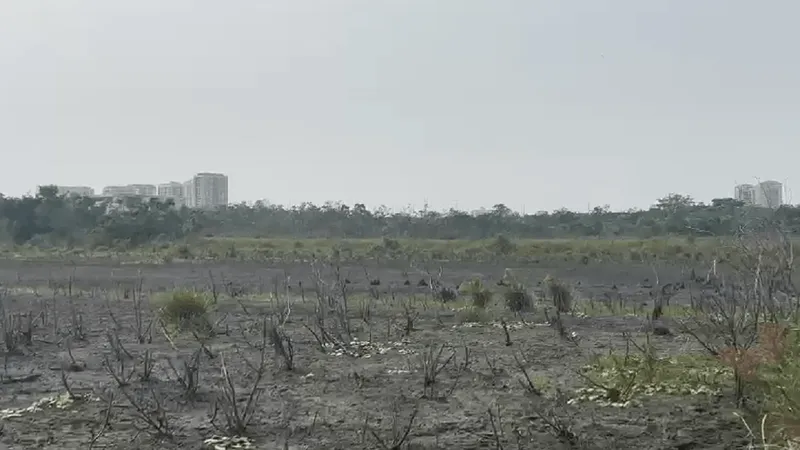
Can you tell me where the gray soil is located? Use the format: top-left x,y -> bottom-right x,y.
0,260 -> 747,449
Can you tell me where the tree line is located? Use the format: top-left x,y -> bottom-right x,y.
1,187 -> 799,248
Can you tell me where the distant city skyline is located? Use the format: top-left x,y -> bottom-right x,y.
48,172 -> 229,209
37,176 -> 795,213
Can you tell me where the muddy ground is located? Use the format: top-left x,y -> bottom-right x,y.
0,260 -> 748,449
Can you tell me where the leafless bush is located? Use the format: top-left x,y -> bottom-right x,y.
503,283 -> 533,313
0,302 -> 33,355
531,391 -> 584,448
116,386 -> 173,438
87,392 -> 114,450
544,308 -> 580,346
106,329 -> 134,361
544,275 -> 572,313
64,287 -> 86,341
104,353 -> 136,387
513,358 -> 585,447
269,320 -> 294,371
416,343 -> 469,399
165,348 -> 202,398
364,401 -> 419,450
306,258 -> 352,351
130,275 -> 152,344
210,316 -> 270,434
401,298 -> 419,336
140,349 -> 155,381
681,215 -> 797,404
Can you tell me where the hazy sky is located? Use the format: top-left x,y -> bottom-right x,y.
1,1 -> 798,212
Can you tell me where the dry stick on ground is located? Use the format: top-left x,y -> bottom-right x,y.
60,368 -> 76,399
63,337 -> 85,372
500,319 -> 512,346
88,392 -> 115,450
486,405 -> 505,450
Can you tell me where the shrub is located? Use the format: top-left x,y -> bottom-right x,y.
459,278 -> 493,309
503,283 -> 532,313
544,275 -> 572,313
155,290 -> 212,334
456,306 -> 490,324
435,286 -> 458,302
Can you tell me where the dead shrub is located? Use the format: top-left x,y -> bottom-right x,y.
459,278 -> 493,309
503,283 -> 532,313
456,306 -> 490,324
544,275 -> 572,313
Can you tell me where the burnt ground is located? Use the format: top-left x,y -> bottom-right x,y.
0,260 -> 749,449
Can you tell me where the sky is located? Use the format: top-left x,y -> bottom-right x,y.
1,1 -> 798,213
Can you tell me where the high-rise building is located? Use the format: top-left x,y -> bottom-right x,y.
734,184 -> 756,205
101,184 -> 157,198
158,182 -> 185,206
54,186 -> 95,197
128,184 -> 157,197
735,181 -> 784,208
755,180 -> 783,209
102,185 -> 138,197
183,173 -> 228,209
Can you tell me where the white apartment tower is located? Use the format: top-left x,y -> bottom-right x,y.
735,181 -> 784,208
54,186 -> 95,197
101,184 -> 156,197
158,182 -> 185,207
183,173 -> 228,209
734,184 -> 756,205
755,180 -> 783,209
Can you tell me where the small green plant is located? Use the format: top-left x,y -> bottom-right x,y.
459,278 -> 493,309
155,290 -> 213,335
573,336 -> 729,407
503,283 -> 532,313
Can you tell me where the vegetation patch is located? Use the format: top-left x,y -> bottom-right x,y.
152,290 -> 214,336
572,344 -> 731,407
459,278 -> 493,309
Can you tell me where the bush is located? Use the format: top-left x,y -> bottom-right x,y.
503,283 -> 532,313
544,275 -> 572,313
435,286 -> 458,302
456,306 -> 490,324
155,290 -> 212,335
459,278 -> 493,309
